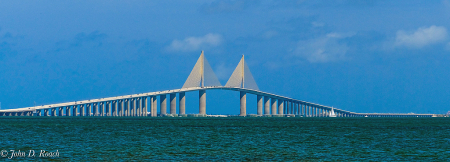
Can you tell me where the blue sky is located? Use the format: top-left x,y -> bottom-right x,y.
1,0 -> 450,114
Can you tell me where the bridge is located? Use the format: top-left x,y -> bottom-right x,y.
0,51 -> 436,117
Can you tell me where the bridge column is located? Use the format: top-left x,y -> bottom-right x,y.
88,104 -> 92,116
289,101 -> 295,114
73,105 -> 78,116
292,103 -> 296,115
126,99 -> 130,116
179,93 -> 185,115
44,109 -> 49,116
114,100 -> 118,117
151,96 -> 157,117
271,98 -> 277,115
294,103 -> 298,115
240,91 -> 246,116
257,95 -> 263,116
286,102 -> 290,114
137,98 -> 141,117
137,98 -> 141,116
130,98 -> 136,116
108,101 -> 112,116
65,106 -> 70,116
144,97 -> 148,116
110,101 -> 115,117
100,102 -> 104,116
51,108 -> 56,116
316,107 -> 318,117
118,100 -> 123,117
80,104 -> 85,116
104,102 -> 108,116
170,94 -> 177,115
160,95 -> 167,115
58,107 -> 63,116
302,104 -> 306,116
307,105 -> 310,117
93,103 -> 97,116
278,99 -> 283,115
199,90 -> 206,115
264,96 -> 270,115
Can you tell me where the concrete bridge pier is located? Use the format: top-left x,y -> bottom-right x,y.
179,92 -> 185,115
271,98 -> 276,115
100,102 -> 104,116
199,90 -> 206,115
315,107 -> 318,117
305,105 -> 308,117
87,104 -> 92,116
257,95 -> 262,116
58,107 -> 63,116
51,108 -> 56,116
130,99 -> 134,117
44,109 -> 49,116
240,91 -> 246,116
93,103 -> 98,116
107,101 -> 111,116
80,105 -> 85,116
264,96 -> 270,115
114,100 -> 118,117
135,97 -> 142,116
289,101 -> 295,114
302,104 -> 305,116
160,95 -> 167,115
170,93 -> 177,115
134,98 -> 138,116
119,100 -> 123,117
294,103 -> 298,115
151,96 -> 157,117
73,105 -> 77,116
145,97 -> 148,116
126,99 -> 130,116
66,106 -> 70,116
278,99 -> 283,115
140,97 -> 147,116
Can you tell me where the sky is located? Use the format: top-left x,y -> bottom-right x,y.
1,0 -> 450,114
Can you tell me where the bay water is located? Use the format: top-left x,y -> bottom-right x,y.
1,117 -> 449,161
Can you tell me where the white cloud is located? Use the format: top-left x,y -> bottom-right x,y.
292,32 -> 353,63
166,33 -> 223,52
395,26 -> 447,48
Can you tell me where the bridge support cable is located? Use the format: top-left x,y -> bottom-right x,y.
182,51 -> 222,88
225,55 -> 259,91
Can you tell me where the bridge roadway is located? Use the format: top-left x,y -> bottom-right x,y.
0,86 -> 436,117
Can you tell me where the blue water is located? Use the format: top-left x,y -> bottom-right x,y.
1,117 -> 449,161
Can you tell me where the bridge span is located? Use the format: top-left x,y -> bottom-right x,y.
0,52 -> 436,117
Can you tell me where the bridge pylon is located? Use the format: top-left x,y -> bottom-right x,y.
225,55 -> 259,91
182,51 -> 222,88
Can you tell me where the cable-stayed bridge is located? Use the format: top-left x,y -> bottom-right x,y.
0,51 -> 435,117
